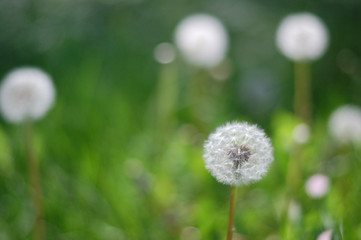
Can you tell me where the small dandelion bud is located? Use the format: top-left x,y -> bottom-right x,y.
203,122 -> 274,186
0,67 -> 56,123
328,105 -> 361,144
174,13 -> 228,68
276,13 -> 329,61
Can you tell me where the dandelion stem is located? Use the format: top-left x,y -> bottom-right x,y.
227,186 -> 237,240
25,122 -> 46,240
156,62 -> 177,144
294,61 -> 311,124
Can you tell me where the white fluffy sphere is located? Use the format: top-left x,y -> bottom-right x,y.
276,13 -> 329,61
203,122 -> 274,186
154,42 -> 176,64
328,105 -> 361,144
317,229 -> 333,240
305,174 -> 330,199
0,67 -> 56,123
174,14 -> 228,68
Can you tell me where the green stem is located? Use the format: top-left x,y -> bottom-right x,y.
286,145 -> 302,196
25,122 -> 46,240
227,186 -> 237,240
156,62 -> 177,143
294,61 -> 311,124
186,69 -> 209,132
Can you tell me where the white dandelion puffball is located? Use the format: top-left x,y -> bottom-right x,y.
288,199 -> 302,222
328,105 -> 361,144
317,229 -> 333,240
174,13 -> 228,68
305,174 -> 330,199
276,13 -> 329,61
154,42 -> 176,64
0,67 -> 56,123
293,123 -> 311,144
203,122 -> 274,186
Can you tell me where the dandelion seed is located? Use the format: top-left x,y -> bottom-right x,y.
328,105 -> 361,144
305,174 -> 330,199
203,122 -> 274,186
276,13 -> 329,61
174,13 -> 228,68
0,67 -> 55,123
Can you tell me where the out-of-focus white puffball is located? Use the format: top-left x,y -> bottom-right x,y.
174,14 -> 228,68
0,67 -> 56,123
305,174 -> 330,199
276,13 -> 328,61
328,105 -> 361,144
288,199 -> 302,221
293,123 -> 310,144
154,42 -> 176,64
317,229 -> 333,240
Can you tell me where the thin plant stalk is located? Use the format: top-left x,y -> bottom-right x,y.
25,122 -> 46,240
156,62 -> 178,144
185,69 -> 209,132
294,61 -> 311,124
284,61 -> 311,223
286,145 -> 302,196
227,186 -> 237,240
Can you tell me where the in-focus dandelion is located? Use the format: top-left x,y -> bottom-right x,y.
203,122 -> 274,186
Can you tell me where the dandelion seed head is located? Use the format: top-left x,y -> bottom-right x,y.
276,13 -> 328,61
154,42 -> 176,64
328,105 -> 361,144
0,67 -> 55,123
288,199 -> 302,221
293,123 -> 311,144
203,122 -> 274,186
174,13 -> 228,68
317,229 -> 333,240
305,174 -> 330,199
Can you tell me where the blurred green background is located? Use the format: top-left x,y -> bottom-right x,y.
0,0 -> 361,239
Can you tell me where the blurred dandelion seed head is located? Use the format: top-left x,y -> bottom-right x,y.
317,229 -> 333,240
174,13 -> 228,68
293,123 -> 310,144
328,105 -> 361,144
276,13 -> 328,61
203,122 -> 274,186
0,67 -> 55,123
305,174 -> 330,199
288,199 -> 302,221
154,42 -> 176,64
